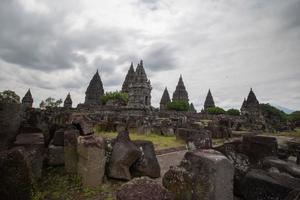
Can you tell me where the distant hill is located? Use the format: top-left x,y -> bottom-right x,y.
272,104 -> 295,114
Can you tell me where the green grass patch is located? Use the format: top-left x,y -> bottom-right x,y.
95,130 -> 185,150
32,167 -> 121,200
263,128 -> 300,138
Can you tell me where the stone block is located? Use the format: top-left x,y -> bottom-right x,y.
64,128 -> 79,173
48,144 -> 64,166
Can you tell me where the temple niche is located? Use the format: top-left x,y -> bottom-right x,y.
84,70 -> 104,105
21,89 -> 33,108
160,87 -> 171,110
127,60 -> 152,109
64,93 -> 72,108
172,75 -> 189,103
204,89 -> 215,110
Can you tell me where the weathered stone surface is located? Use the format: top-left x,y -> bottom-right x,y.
163,149 -> 234,200
131,140 -> 161,178
262,157 -> 300,179
0,147 -> 32,200
287,138 -> 300,156
108,131 -> 141,180
48,144 -> 64,166
84,70 -> 104,105
207,117 -> 232,139
52,128 -> 65,146
240,169 -> 300,200
176,128 -> 212,150
14,133 -> 45,179
116,177 -> 175,200
285,189 -> 300,200
242,135 -> 278,164
160,87 -> 171,111
0,102 -> 21,151
71,116 -> 93,135
64,128 -> 79,173
77,135 -> 106,187
204,89 -> 215,110
172,75 -> 189,103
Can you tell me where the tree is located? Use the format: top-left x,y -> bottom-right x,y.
100,91 -> 128,105
289,111 -> 300,124
227,108 -> 240,116
260,103 -> 288,122
0,90 -> 20,103
40,97 -> 62,109
166,100 -> 190,111
206,107 -> 226,115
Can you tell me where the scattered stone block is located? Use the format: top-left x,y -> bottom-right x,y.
163,149 -> 234,200
240,169 -> 300,200
176,128 -> 212,150
131,140 -> 161,178
52,128 -> 65,146
64,128 -> 79,173
116,177 -> 175,200
77,135 -> 106,187
48,144 -> 64,166
0,147 -> 32,200
108,131 -> 140,180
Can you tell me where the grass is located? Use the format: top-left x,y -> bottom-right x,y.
32,167 -> 121,200
262,128 -> 300,138
95,130 -> 185,150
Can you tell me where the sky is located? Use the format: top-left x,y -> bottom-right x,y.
0,0 -> 299,111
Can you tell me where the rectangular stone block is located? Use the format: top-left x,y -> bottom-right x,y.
64,129 -> 79,173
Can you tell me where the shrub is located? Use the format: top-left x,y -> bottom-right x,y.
289,111 -> 300,122
166,100 -> 190,111
0,90 -> 20,103
206,107 -> 226,115
260,103 -> 288,122
40,97 -> 62,109
227,108 -> 240,116
101,91 -> 128,105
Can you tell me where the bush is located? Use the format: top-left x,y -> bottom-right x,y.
260,103 -> 288,122
289,111 -> 300,122
101,91 -> 128,105
227,108 -> 240,116
166,100 -> 190,111
206,107 -> 226,115
0,90 -> 20,103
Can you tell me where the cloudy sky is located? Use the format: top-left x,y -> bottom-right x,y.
0,0 -> 299,111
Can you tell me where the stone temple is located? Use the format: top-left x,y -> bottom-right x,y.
21,89 -> 33,108
172,75 -> 189,103
64,93 -> 72,108
204,89 -> 215,110
127,60 -> 152,109
121,62 -> 135,94
84,70 -> 104,105
160,87 -> 171,110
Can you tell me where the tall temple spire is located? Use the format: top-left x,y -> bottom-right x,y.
204,89 -> 215,110
127,60 -> 152,109
246,88 -> 259,105
22,89 -> 33,108
64,93 -> 72,108
172,75 -> 189,103
121,62 -> 135,93
160,87 -> 171,110
84,70 -> 104,105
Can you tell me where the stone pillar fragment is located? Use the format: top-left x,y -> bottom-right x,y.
64,128 -> 79,173
77,135 -> 106,187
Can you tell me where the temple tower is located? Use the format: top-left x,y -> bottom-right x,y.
172,75 -> 189,103
121,62 -> 135,93
64,93 -> 72,108
190,103 -> 196,113
204,89 -> 215,110
84,70 -> 104,105
22,89 -> 33,108
127,60 -> 152,109
160,87 -> 171,110
241,88 -> 262,119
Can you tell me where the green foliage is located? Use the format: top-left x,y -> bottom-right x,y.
206,107 -> 226,115
289,111 -> 300,122
101,91 -> 128,105
39,97 -> 62,109
260,103 -> 288,122
0,90 -> 20,103
166,100 -> 190,111
227,108 -> 240,116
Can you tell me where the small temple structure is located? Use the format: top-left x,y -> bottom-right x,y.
172,75 -> 189,103
84,70 -> 104,105
204,89 -> 215,110
121,62 -> 135,94
21,89 -> 33,108
241,88 -> 263,125
160,87 -> 171,110
127,60 -> 152,109
64,93 -> 72,108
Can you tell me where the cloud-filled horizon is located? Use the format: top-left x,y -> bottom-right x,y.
0,0 -> 299,111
